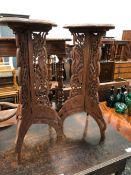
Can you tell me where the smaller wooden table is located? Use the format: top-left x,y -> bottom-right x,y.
100,102 -> 131,141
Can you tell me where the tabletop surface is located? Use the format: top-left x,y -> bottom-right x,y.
0,17 -> 57,27
64,23 -> 115,30
0,113 -> 130,175
100,102 -> 131,141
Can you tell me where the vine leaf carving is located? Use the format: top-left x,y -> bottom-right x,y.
69,33 -> 85,98
32,32 -> 50,106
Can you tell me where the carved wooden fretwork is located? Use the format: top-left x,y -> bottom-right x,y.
60,25 -> 114,143
86,32 -> 102,104
15,31 -> 31,117
14,29 -> 64,164
32,32 -> 50,106
69,33 -> 85,98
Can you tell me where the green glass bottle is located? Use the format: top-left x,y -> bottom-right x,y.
115,88 -> 121,103
114,102 -> 127,114
125,93 -> 131,116
106,88 -> 115,108
121,85 -> 127,103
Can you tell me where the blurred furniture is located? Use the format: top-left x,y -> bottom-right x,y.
100,37 -> 131,82
112,32 -> 131,80
65,44 -> 74,82
0,102 -> 18,127
100,37 -> 115,82
99,78 -> 129,102
114,61 -> 131,80
114,40 -> 130,61
46,38 -> 71,110
100,61 -> 115,82
122,30 -> 131,60
101,37 -> 115,61
0,37 -> 16,56
0,38 -> 18,103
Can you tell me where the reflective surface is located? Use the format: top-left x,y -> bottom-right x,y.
100,102 -> 131,141
0,113 -> 131,175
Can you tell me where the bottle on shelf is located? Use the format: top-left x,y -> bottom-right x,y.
121,85 -> 128,103
106,87 -> 115,108
111,85 -> 114,91
115,87 -> 121,103
114,84 -> 128,114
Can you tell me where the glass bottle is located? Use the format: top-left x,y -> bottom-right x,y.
121,85 -> 127,103
125,93 -> 131,116
115,88 -> 121,103
106,88 -> 115,108
115,102 -> 128,114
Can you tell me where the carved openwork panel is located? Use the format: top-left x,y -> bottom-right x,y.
15,31 -> 31,115
86,32 -> 103,104
69,33 -> 85,98
32,32 -> 50,106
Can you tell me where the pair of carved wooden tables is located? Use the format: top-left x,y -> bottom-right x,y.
0,17 -> 115,162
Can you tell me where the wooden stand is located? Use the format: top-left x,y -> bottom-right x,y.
60,24 -> 115,142
0,18 -> 115,163
0,17 -> 65,163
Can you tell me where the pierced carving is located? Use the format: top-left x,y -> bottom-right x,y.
69,33 -> 85,98
32,32 -> 50,106
16,31 -> 31,114
86,32 -> 102,104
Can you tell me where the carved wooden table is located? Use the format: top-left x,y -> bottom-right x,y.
46,38 -> 71,110
60,24 -> 115,141
0,17 -> 65,162
0,19 -> 116,164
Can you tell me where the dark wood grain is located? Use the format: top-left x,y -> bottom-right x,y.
0,38 -> 16,56
0,115 -> 130,175
100,102 -> 131,141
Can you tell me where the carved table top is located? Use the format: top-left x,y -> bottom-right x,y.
64,23 -> 115,32
0,17 -> 57,30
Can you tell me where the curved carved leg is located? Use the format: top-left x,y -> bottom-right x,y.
92,115 -> 106,142
88,103 -> 106,142
15,118 -> 32,164
50,120 -> 65,141
82,112 -> 106,142
59,95 -> 84,122
33,105 -> 65,140
83,114 -> 88,139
